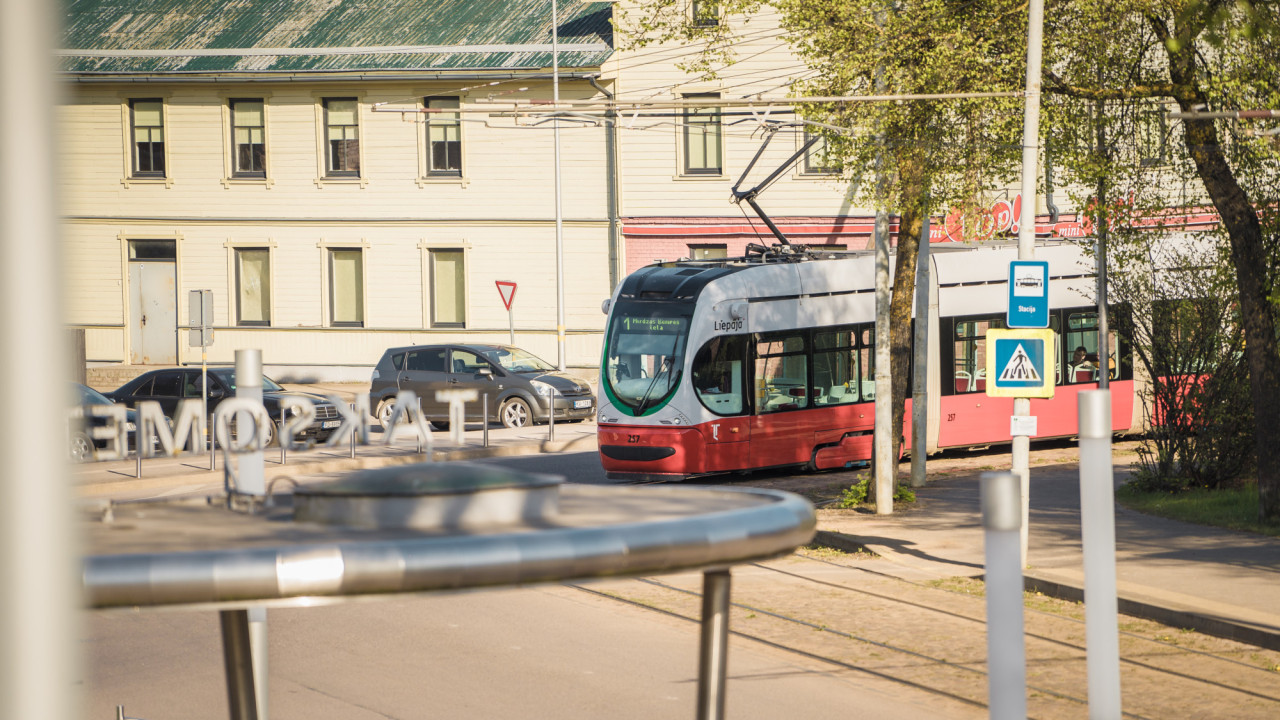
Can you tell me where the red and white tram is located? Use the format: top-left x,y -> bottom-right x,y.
596,241 -> 1139,482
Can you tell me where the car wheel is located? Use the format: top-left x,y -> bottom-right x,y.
69,432 -> 94,463
264,418 -> 278,448
500,397 -> 532,428
376,398 -> 396,430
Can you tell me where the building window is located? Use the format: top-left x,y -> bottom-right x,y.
231,99 -> 266,177
692,1 -> 719,27
430,249 -> 465,327
690,244 -> 728,260
803,130 -> 839,174
129,99 -> 165,177
235,248 -> 271,326
323,98 -> 360,176
683,94 -> 722,175
427,97 -> 462,175
1137,109 -> 1168,167
328,248 -> 364,327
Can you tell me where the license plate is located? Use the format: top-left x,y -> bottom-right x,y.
573,399 -> 592,409
321,420 -> 341,429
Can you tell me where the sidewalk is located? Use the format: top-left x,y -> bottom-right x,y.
815,454 -> 1280,652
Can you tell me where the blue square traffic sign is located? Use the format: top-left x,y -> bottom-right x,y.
985,329 -> 1056,398
1008,260 -> 1049,328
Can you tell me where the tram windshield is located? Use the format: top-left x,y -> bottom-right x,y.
603,303 -> 690,414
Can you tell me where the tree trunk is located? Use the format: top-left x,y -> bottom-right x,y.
887,155 -> 928,491
1167,72 -> 1280,521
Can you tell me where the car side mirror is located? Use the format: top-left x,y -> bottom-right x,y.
209,387 -> 225,399
478,367 -> 494,378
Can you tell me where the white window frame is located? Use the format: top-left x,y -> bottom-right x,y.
317,240 -> 370,328
220,95 -> 274,188
118,93 -> 173,188
678,92 -> 724,179
225,242 -> 276,327
416,94 -> 469,187
313,92 -> 369,187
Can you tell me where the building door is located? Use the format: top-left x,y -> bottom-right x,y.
128,240 -> 177,365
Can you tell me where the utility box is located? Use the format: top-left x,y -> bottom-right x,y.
188,289 -> 214,347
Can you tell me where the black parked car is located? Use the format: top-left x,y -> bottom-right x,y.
105,367 -> 342,446
69,382 -> 140,462
370,344 -> 595,429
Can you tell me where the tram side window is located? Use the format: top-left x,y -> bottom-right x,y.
813,328 -> 861,405
859,328 -> 876,399
692,334 -> 747,415
755,333 -> 809,413
952,317 -> 1003,394
1065,312 -> 1119,383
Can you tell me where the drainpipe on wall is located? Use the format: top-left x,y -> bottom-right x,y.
588,74 -> 624,290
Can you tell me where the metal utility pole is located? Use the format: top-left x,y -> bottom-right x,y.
911,217 -> 931,488
1012,0 -> 1046,566
552,0 -> 567,371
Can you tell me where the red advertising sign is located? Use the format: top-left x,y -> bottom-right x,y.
495,281 -> 517,310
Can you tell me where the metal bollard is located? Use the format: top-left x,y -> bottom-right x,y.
483,393 -> 490,448
981,471 -> 1027,720
135,442 -> 142,479
210,412 -> 216,470
279,410 -> 286,465
1079,390 -> 1122,716
350,403 -> 356,458
548,395 -> 556,442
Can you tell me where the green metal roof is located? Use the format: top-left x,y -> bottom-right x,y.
60,0 -> 613,75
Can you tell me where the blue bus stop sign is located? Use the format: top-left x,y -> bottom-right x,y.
1008,260 -> 1049,328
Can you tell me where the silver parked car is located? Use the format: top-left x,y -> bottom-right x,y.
370,344 -> 595,429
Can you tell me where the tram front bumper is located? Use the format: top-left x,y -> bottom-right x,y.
598,425 -> 704,480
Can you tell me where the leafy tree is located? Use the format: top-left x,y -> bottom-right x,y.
1042,0 -> 1280,520
615,0 -> 1028,499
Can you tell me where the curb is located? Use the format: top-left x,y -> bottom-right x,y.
811,530 -> 1280,653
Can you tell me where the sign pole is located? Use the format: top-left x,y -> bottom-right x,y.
508,306 -> 515,346
1013,0 -> 1046,568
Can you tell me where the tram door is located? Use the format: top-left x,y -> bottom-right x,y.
127,240 -> 178,365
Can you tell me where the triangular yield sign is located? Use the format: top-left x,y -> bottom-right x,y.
495,281 -> 517,310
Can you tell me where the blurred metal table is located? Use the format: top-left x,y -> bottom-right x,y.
82,463 -> 816,720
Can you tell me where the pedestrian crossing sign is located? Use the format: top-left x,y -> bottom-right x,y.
985,329 -> 1055,398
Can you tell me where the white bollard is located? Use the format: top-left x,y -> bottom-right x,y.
1079,390 -> 1122,717
235,349 -> 265,496
982,471 -> 1027,720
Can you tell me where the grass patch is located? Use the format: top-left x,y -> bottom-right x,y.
1115,481 -> 1280,538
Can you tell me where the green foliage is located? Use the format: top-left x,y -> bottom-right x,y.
1117,480 -> 1280,536
835,473 -> 915,508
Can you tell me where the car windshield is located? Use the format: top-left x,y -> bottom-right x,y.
209,369 -> 285,392
73,383 -> 113,406
603,302 -> 690,414
480,347 -> 556,373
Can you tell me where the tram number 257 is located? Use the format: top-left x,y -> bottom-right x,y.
627,434 -> 641,444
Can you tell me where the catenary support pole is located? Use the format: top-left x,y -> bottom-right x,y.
1013,0 -> 1046,568
553,0 -> 566,371
1079,390 -> 1122,716
696,569 -> 731,720
911,217 -> 931,488
874,207 -> 893,514
982,472 -> 1028,720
